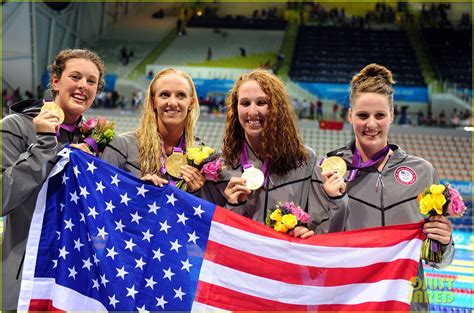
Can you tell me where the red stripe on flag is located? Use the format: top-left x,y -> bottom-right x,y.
204,240 -> 420,286
29,299 -> 65,312
195,281 -> 409,311
212,206 -> 423,248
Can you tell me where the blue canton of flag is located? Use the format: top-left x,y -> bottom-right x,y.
18,148 -> 216,312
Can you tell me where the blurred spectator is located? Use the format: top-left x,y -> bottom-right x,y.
398,105 -> 409,125
309,101 -> 316,120
207,47 -> 212,61
450,108 -> 460,128
316,100 -> 323,120
152,8 -> 164,19
439,110 -> 447,127
239,47 -> 246,57
147,70 -> 154,80
25,90 -> 35,99
120,46 -> 134,65
340,106 -> 348,122
332,102 -> 339,120
36,84 -> 44,99
12,88 -> 23,103
416,109 -> 425,126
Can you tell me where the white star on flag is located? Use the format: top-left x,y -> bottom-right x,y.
174,287 -> 186,300
152,248 -> 164,261
135,257 -> 146,270
147,202 -> 160,214
124,238 -> 137,251
120,192 -> 131,205
96,181 -> 105,193
61,174 -> 69,185
170,239 -> 182,253
73,165 -> 81,177
69,191 -> 79,204
159,220 -> 171,233
64,218 -> 75,231
180,258 -> 192,272
116,266 -> 129,279
86,161 -> 97,174
110,174 -> 121,186
136,184 -> 149,197
114,219 -> 125,232
130,211 -> 142,224
79,186 -> 90,199
193,204 -> 204,217
82,258 -> 93,271
155,295 -> 168,309
166,193 -> 177,206
88,206 -> 99,219
142,229 -> 154,242
126,285 -> 139,299
176,212 -> 188,225
163,267 -> 175,281
106,246 -> 118,260
144,276 -> 157,290
68,266 -> 78,279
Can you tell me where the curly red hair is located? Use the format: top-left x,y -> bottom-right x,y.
223,69 -> 308,176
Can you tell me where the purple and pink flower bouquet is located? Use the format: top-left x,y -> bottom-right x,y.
417,183 -> 466,263
265,201 -> 310,233
175,146 -> 222,191
80,116 -> 115,154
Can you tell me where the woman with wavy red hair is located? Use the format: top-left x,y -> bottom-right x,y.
201,69 -> 348,237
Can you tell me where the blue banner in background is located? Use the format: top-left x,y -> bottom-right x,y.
193,79 -> 235,99
440,179 -> 472,197
297,82 -> 429,105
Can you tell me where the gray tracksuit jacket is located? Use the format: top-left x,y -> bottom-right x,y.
200,145 -> 349,234
100,131 -> 205,182
1,99 -> 84,310
328,141 -> 455,312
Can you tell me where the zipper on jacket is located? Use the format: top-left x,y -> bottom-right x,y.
16,251 -> 25,280
378,153 -> 392,226
263,178 -> 270,224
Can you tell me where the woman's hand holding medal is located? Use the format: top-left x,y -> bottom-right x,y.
224,177 -> 252,204
321,156 -> 347,197
33,101 -> 64,133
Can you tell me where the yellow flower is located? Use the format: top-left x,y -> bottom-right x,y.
281,214 -> 297,229
420,193 -> 446,215
186,147 -> 200,161
201,146 -> 215,156
430,184 -> 446,195
193,151 -> 209,165
270,209 -> 282,222
420,194 -> 434,215
274,221 -> 288,233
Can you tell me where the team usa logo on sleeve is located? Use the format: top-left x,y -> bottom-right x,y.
394,166 -> 417,185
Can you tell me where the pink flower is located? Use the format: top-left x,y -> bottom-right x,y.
81,117 -> 97,132
201,158 -> 222,181
286,202 -> 310,224
447,186 -> 466,217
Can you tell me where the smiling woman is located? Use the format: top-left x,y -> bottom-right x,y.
101,68 -> 207,193
1,48 -> 105,310
200,69 -> 349,239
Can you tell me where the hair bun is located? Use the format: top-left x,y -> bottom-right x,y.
360,63 -> 394,85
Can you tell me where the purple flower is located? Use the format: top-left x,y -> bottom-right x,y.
201,158 -> 222,181
447,186 -> 466,217
284,202 -> 310,224
81,117 -> 97,133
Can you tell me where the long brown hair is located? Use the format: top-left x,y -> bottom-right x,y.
136,68 -> 200,175
223,69 -> 308,176
350,63 -> 395,111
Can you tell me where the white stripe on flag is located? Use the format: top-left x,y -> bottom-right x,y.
17,150 -> 72,311
209,221 -> 422,268
26,277 -> 107,311
198,260 -> 413,305
191,300 -> 232,312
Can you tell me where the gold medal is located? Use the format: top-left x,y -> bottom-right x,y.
321,156 -> 347,176
41,100 -> 65,124
241,166 -> 264,190
165,151 -> 188,178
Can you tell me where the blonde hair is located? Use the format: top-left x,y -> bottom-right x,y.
350,63 -> 395,111
136,68 -> 200,175
223,69 -> 308,176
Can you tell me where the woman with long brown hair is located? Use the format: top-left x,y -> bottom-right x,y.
201,69 -> 348,237
101,68 -> 206,192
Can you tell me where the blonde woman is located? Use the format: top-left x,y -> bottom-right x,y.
101,68 -> 205,192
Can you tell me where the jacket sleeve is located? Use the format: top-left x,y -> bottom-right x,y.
100,135 -> 127,170
430,162 -> 455,269
1,117 -> 59,216
307,164 -> 349,234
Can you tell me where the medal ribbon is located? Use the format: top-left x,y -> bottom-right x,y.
240,141 -> 269,186
347,145 -> 390,182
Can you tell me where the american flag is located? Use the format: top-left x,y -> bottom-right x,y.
19,148 -> 424,312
